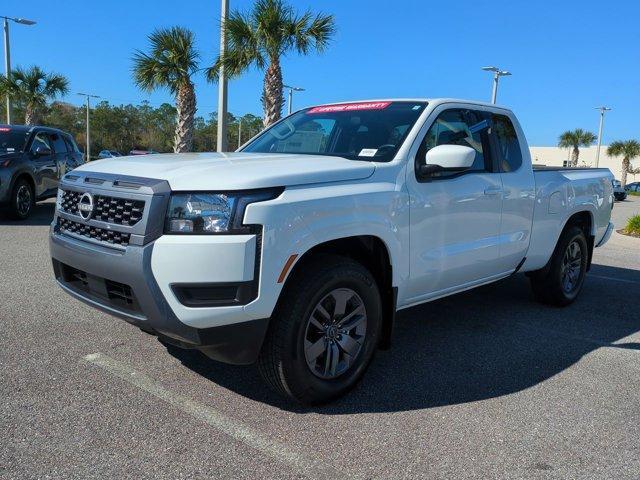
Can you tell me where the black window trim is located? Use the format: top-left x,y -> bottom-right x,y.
414,107 -> 497,183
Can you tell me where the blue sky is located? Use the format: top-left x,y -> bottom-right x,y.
4,0 -> 639,145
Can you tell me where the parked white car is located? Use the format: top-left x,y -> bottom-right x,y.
50,98 -> 614,404
97,150 -> 122,159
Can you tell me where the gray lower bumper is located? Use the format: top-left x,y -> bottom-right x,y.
50,231 -> 269,364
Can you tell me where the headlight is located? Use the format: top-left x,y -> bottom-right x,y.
164,188 -> 282,234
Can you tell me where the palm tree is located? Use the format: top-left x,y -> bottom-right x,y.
558,129 -> 597,167
0,66 -> 69,125
208,0 -> 335,127
607,140 -> 640,187
133,27 -> 199,153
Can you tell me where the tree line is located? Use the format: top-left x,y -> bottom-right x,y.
0,99 -> 263,158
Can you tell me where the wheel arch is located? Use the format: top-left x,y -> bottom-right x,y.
561,210 -> 595,270
10,171 -> 36,196
528,209 -> 595,277
280,235 -> 397,349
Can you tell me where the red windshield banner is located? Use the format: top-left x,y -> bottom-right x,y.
307,101 -> 391,114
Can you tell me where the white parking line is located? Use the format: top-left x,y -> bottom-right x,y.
83,352 -> 355,480
590,274 -> 640,285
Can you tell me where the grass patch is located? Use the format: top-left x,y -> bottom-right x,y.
628,191 -> 640,196
621,214 -> 640,237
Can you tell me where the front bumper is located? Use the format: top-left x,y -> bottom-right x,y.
50,230 -> 269,365
0,169 -> 14,204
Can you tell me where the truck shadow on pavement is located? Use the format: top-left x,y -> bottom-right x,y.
166,263 -> 640,414
0,202 -> 55,226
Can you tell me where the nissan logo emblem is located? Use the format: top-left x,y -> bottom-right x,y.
77,192 -> 94,220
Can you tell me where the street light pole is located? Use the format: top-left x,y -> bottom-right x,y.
216,0 -> 229,152
594,106 -> 611,168
77,93 -> 100,162
1,16 -> 36,124
238,116 -> 242,149
283,84 -> 305,115
481,66 -> 511,104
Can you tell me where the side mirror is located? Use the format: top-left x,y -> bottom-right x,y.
34,146 -> 52,157
419,144 -> 476,176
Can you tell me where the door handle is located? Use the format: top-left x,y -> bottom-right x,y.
484,186 -> 502,196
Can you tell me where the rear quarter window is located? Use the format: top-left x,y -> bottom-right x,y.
493,114 -> 522,172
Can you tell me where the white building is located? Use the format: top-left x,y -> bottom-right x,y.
529,146 -> 640,183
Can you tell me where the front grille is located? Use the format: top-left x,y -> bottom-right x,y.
60,190 -> 145,226
55,261 -> 142,317
58,217 -> 131,247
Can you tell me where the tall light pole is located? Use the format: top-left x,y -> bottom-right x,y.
284,84 -> 305,115
481,66 -> 511,104
77,93 -> 100,161
216,0 -> 229,152
237,116 -> 242,149
2,16 -> 36,124
594,106 -> 611,168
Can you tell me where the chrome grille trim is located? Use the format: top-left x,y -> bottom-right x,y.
60,189 -> 145,226
58,217 -> 131,248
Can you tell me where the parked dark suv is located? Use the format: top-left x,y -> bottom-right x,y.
0,125 -> 85,219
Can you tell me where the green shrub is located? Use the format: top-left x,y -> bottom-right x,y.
625,215 -> 640,235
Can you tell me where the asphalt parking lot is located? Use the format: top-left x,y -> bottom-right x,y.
1,197 -> 639,479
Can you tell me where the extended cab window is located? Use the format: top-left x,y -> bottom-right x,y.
493,114 -> 522,172
417,109 -> 490,178
242,101 -> 427,162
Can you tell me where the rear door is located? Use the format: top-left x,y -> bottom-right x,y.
50,132 -> 69,181
404,106 -> 505,303
28,131 -> 57,197
64,134 -> 85,167
490,113 -> 536,272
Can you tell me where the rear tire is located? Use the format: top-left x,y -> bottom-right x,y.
9,178 -> 34,220
258,254 -> 382,405
530,226 -> 588,306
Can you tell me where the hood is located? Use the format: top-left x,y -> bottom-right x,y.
74,152 -> 375,190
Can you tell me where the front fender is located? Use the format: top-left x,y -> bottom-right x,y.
242,181 -> 409,320
3,166 -> 36,202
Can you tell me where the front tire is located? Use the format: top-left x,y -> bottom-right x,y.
530,226 -> 588,306
9,179 -> 34,220
258,254 -> 382,404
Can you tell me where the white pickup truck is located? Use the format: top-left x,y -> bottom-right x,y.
50,99 -> 614,404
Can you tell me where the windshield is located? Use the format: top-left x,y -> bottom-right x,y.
241,101 -> 427,162
0,128 -> 29,153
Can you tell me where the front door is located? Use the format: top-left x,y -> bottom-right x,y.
404,107 -> 504,304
